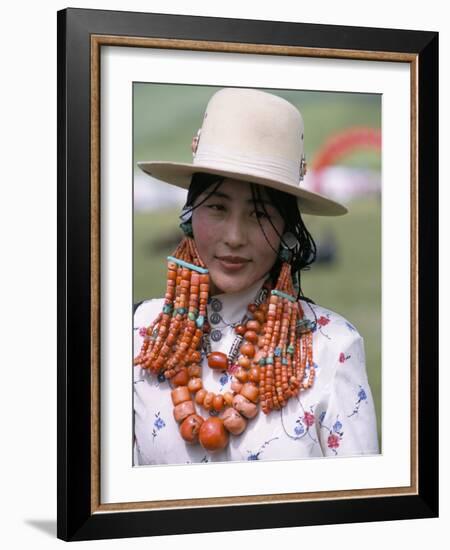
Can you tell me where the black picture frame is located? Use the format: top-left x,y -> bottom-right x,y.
57,7 -> 438,542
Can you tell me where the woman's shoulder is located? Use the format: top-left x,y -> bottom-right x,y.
134,297 -> 165,327
299,299 -> 363,341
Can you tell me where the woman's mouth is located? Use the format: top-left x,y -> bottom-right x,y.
215,255 -> 251,271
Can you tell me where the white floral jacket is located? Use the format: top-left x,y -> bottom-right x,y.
133,277 -> 379,465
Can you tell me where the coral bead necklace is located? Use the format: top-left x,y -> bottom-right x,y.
134,236 -> 315,452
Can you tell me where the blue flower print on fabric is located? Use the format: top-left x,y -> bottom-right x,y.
318,410 -> 327,425
246,437 -> 279,460
333,420 -> 343,432
320,414 -> 344,455
303,362 -> 319,384
219,371 -> 230,389
283,404 -> 318,443
294,423 -> 305,436
298,409 -> 317,442
151,411 -> 166,441
347,385 -> 368,418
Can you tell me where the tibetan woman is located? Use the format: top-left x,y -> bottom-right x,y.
133,88 -> 379,464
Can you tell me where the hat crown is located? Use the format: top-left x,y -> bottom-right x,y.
194,88 -> 304,181
137,87 -> 347,216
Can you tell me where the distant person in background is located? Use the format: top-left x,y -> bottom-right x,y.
133,88 -> 379,464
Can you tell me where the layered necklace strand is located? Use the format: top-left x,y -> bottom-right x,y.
134,236 -> 315,452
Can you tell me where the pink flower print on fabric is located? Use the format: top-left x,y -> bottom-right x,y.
317,315 -> 330,327
303,411 -> 315,427
316,314 -> 332,339
290,407 -> 318,443
320,415 -> 344,455
339,352 -> 351,363
327,433 -> 340,449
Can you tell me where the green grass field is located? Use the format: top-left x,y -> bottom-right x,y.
133,196 -> 381,448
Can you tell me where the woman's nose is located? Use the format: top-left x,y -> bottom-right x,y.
223,216 -> 248,248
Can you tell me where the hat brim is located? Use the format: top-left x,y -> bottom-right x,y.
137,161 -> 348,216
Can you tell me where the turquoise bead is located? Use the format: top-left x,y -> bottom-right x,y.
188,312 -> 196,321
196,315 -> 205,328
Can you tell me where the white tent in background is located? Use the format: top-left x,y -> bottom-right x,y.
134,171 -> 187,212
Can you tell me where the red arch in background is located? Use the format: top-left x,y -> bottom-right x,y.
308,127 -> 381,193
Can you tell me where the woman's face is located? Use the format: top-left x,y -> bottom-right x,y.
191,178 -> 285,295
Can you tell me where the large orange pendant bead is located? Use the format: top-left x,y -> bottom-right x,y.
207,351 -> 229,370
198,416 -> 229,451
180,414 -> 204,444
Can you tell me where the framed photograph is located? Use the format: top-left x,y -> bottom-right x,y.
57,7 -> 438,541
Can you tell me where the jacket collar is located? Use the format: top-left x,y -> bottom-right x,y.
206,275 -> 269,326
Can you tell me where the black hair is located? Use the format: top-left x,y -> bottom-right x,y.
180,172 -> 317,301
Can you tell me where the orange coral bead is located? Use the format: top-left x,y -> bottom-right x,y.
171,386 -> 191,405
238,355 -> 251,368
203,392 -> 215,410
221,407 -> 247,435
240,343 -> 255,358
246,320 -> 261,332
253,310 -> 265,323
190,351 -> 202,363
180,414 -> 204,444
207,351 -> 228,370
188,364 -> 201,377
212,394 -> 225,412
198,417 -> 229,451
173,400 -> 195,423
234,367 -> 248,383
248,366 -> 261,383
240,382 -> 260,403
195,388 -> 207,405
223,391 -> 234,406
244,330 -> 258,344
188,377 -> 203,393
172,368 -> 189,387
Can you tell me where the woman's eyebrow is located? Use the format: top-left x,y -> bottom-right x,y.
204,190 -> 231,200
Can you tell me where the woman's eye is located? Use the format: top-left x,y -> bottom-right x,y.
207,204 -> 225,211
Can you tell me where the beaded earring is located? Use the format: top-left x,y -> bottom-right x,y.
134,229 -> 316,452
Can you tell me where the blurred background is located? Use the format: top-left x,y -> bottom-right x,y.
133,84 -> 381,448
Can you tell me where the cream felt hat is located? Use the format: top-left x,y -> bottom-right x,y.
138,87 -> 347,216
